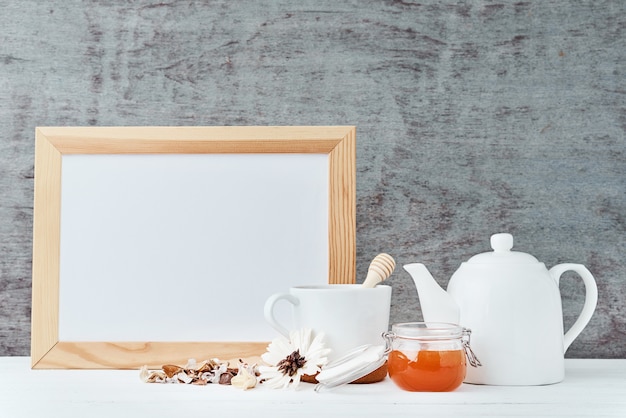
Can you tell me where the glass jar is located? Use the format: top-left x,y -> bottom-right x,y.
384,322 -> 480,392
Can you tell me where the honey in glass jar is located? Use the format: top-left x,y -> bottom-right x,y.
384,322 -> 479,392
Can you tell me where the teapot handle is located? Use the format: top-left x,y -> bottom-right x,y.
549,264 -> 598,352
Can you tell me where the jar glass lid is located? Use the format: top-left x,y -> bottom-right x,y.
314,344 -> 387,392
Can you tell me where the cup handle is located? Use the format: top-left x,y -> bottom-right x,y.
549,263 -> 598,352
263,292 -> 299,337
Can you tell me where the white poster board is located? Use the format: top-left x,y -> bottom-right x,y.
58,153 -> 329,342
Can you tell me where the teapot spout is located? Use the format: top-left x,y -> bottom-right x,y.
403,263 -> 460,324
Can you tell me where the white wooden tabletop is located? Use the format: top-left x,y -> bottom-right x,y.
1,358 -> 624,417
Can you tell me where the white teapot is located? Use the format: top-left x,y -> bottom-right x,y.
403,233 -> 598,385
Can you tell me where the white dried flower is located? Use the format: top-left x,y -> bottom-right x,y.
259,328 -> 330,389
231,362 -> 258,390
139,365 -> 150,383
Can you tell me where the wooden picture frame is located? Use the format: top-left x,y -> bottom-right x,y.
31,126 -> 356,369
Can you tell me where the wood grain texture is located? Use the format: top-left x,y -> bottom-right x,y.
38,126 -> 351,154
33,341 -> 268,370
328,126 -> 356,283
1,1 -> 624,358
30,132 -> 62,367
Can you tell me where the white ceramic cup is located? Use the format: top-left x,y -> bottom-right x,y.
264,284 -> 392,361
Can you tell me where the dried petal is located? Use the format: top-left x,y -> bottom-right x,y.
163,365 -> 183,378
197,362 -> 215,374
139,365 -> 150,383
145,371 -> 168,383
219,372 -> 234,385
192,378 -> 209,386
176,371 -> 193,384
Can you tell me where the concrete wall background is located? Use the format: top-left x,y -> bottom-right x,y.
1,1 -> 624,357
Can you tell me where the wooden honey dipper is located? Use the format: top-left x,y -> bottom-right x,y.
361,253 -> 396,288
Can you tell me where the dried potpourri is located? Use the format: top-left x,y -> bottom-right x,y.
140,358 -> 258,389
140,328 -> 330,390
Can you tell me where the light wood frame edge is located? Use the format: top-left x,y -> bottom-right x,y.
31,126 -> 356,369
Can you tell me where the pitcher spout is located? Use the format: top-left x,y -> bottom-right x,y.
403,263 -> 460,324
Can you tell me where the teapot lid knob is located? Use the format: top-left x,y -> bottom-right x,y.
467,233 -> 539,264
491,233 -> 514,252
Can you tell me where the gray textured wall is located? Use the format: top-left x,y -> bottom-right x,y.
1,1 -> 624,358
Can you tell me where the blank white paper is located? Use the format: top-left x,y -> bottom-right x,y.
58,153 -> 329,342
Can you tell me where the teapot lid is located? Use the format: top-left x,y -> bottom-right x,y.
466,233 -> 539,264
